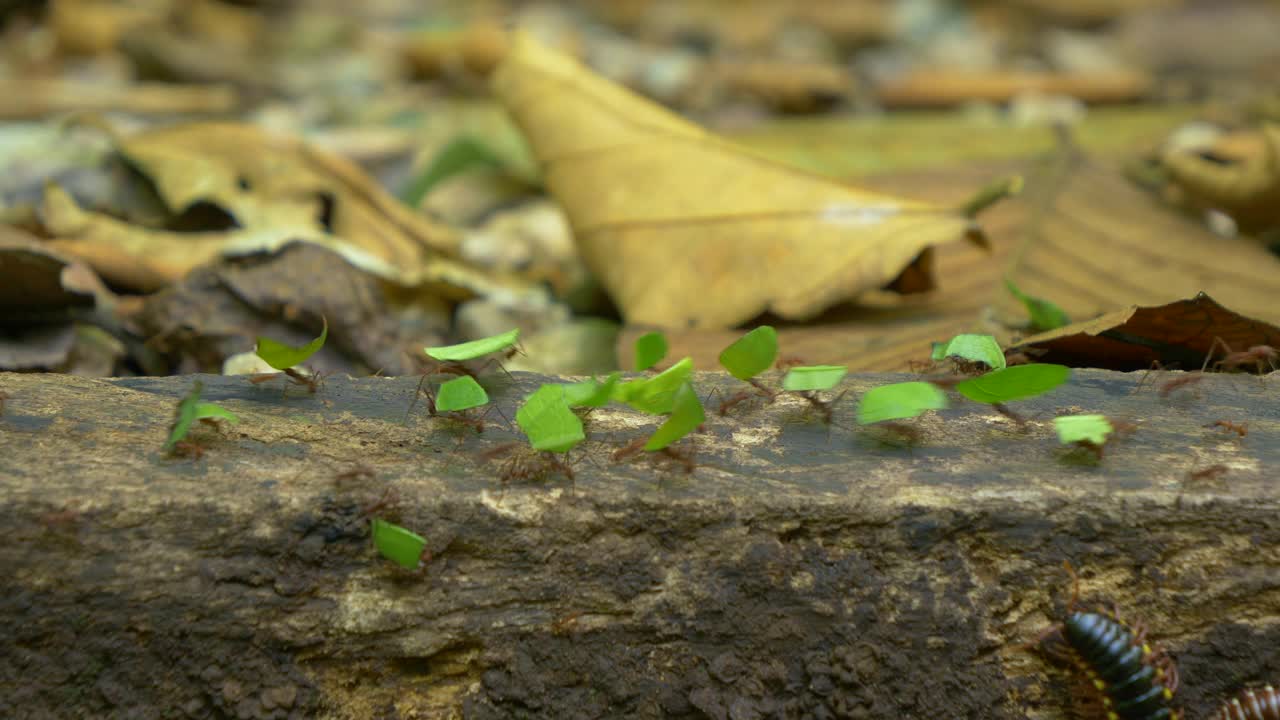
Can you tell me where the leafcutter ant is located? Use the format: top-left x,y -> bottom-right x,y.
870,421 -> 924,447
482,443 -> 577,489
1202,338 -> 1279,375
1185,464 -> 1229,488
611,437 -> 698,474
715,377 -> 779,416
1205,420 -> 1248,438
1158,372 -> 1205,398
790,389 -> 847,426
250,367 -> 325,395
405,377 -> 506,435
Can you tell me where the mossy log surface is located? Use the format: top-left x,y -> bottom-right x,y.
2,369 -> 1279,719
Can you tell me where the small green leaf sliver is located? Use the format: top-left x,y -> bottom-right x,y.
614,357 -> 693,414
372,518 -> 427,570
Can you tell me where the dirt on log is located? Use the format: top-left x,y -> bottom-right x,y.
1,369 -> 1279,719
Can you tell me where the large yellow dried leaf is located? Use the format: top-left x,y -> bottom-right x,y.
492,34 -> 991,329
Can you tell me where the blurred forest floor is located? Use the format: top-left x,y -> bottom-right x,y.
1,0 -> 1278,380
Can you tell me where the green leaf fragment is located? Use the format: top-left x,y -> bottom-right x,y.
563,373 -> 620,408
718,326 -> 778,380
165,381 -> 204,451
1053,414 -> 1114,446
614,357 -> 693,414
165,381 -> 236,450
1005,279 -> 1070,332
193,403 -> 239,424
399,136 -> 506,207
435,376 -> 489,412
954,364 -> 1071,404
256,317 -> 328,371
645,383 -> 705,451
371,518 -> 427,570
425,328 -> 520,362
931,334 -> 1005,370
857,381 -> 949,425
516,384 -> 585,453
633,331 -> 668,371
782,365 -> 847,392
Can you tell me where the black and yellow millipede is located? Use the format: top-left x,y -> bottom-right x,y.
1028,563 -> 1181,720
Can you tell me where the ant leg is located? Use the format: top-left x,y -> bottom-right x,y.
1130,360 -> 1163,395
1201,336 -> 1234,374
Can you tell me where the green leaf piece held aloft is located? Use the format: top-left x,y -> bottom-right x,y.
782,365 -> 847,392
165,381 -> 238,451
371,518 -> 427,570
517,384 -> 585,453
1053,414 -> 1114,446
563,373 -> 620,408
435,376 -> 489,412
930,334 -> 1005,370
256,317 -> 328,371
614,357 -> 693,414
425,329 -> 520,362
954,364 -> 1071,404
857,381 -> 949,425
399,136 -> 506,207
633,331 -> 668,371
718,326 -> 778,381
645,382 -> 706,451
194,403 -> 239,424
1005,279 -> 1070,332
165,381 -> 204,451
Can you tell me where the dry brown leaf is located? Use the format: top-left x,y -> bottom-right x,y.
0,224 -> 105,313
875,70 -> 1152,108
39,122 -> 521,299
616,162 -> 1023,371
1008,294 -> 1280,372
998,147 -> 1280,335
1162,125 -> 1280,234
493,34 -> 996,330
402,24 -> 511,81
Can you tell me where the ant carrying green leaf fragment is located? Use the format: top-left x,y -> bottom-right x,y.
408,375 -> 499,434
633,331 -> 668,372
614,357 -> 694,414
371,518 -> 429,570
562,372 -> 621,408
946,363 -> 1070,428
781,364 -> 848,425
1005,279 -> 1070,333
645,382 -> 705,451
516,384 -> 585,452
715,326 -> 780,415
857,381 -> 949,425
1054,414 -> 1136,460
165,380 -> 239,457
930,334 -> 1005,373
423,328 -> 521,378
251,317 -> 328,393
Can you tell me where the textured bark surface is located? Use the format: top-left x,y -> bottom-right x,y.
2,369 -> 1279,719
